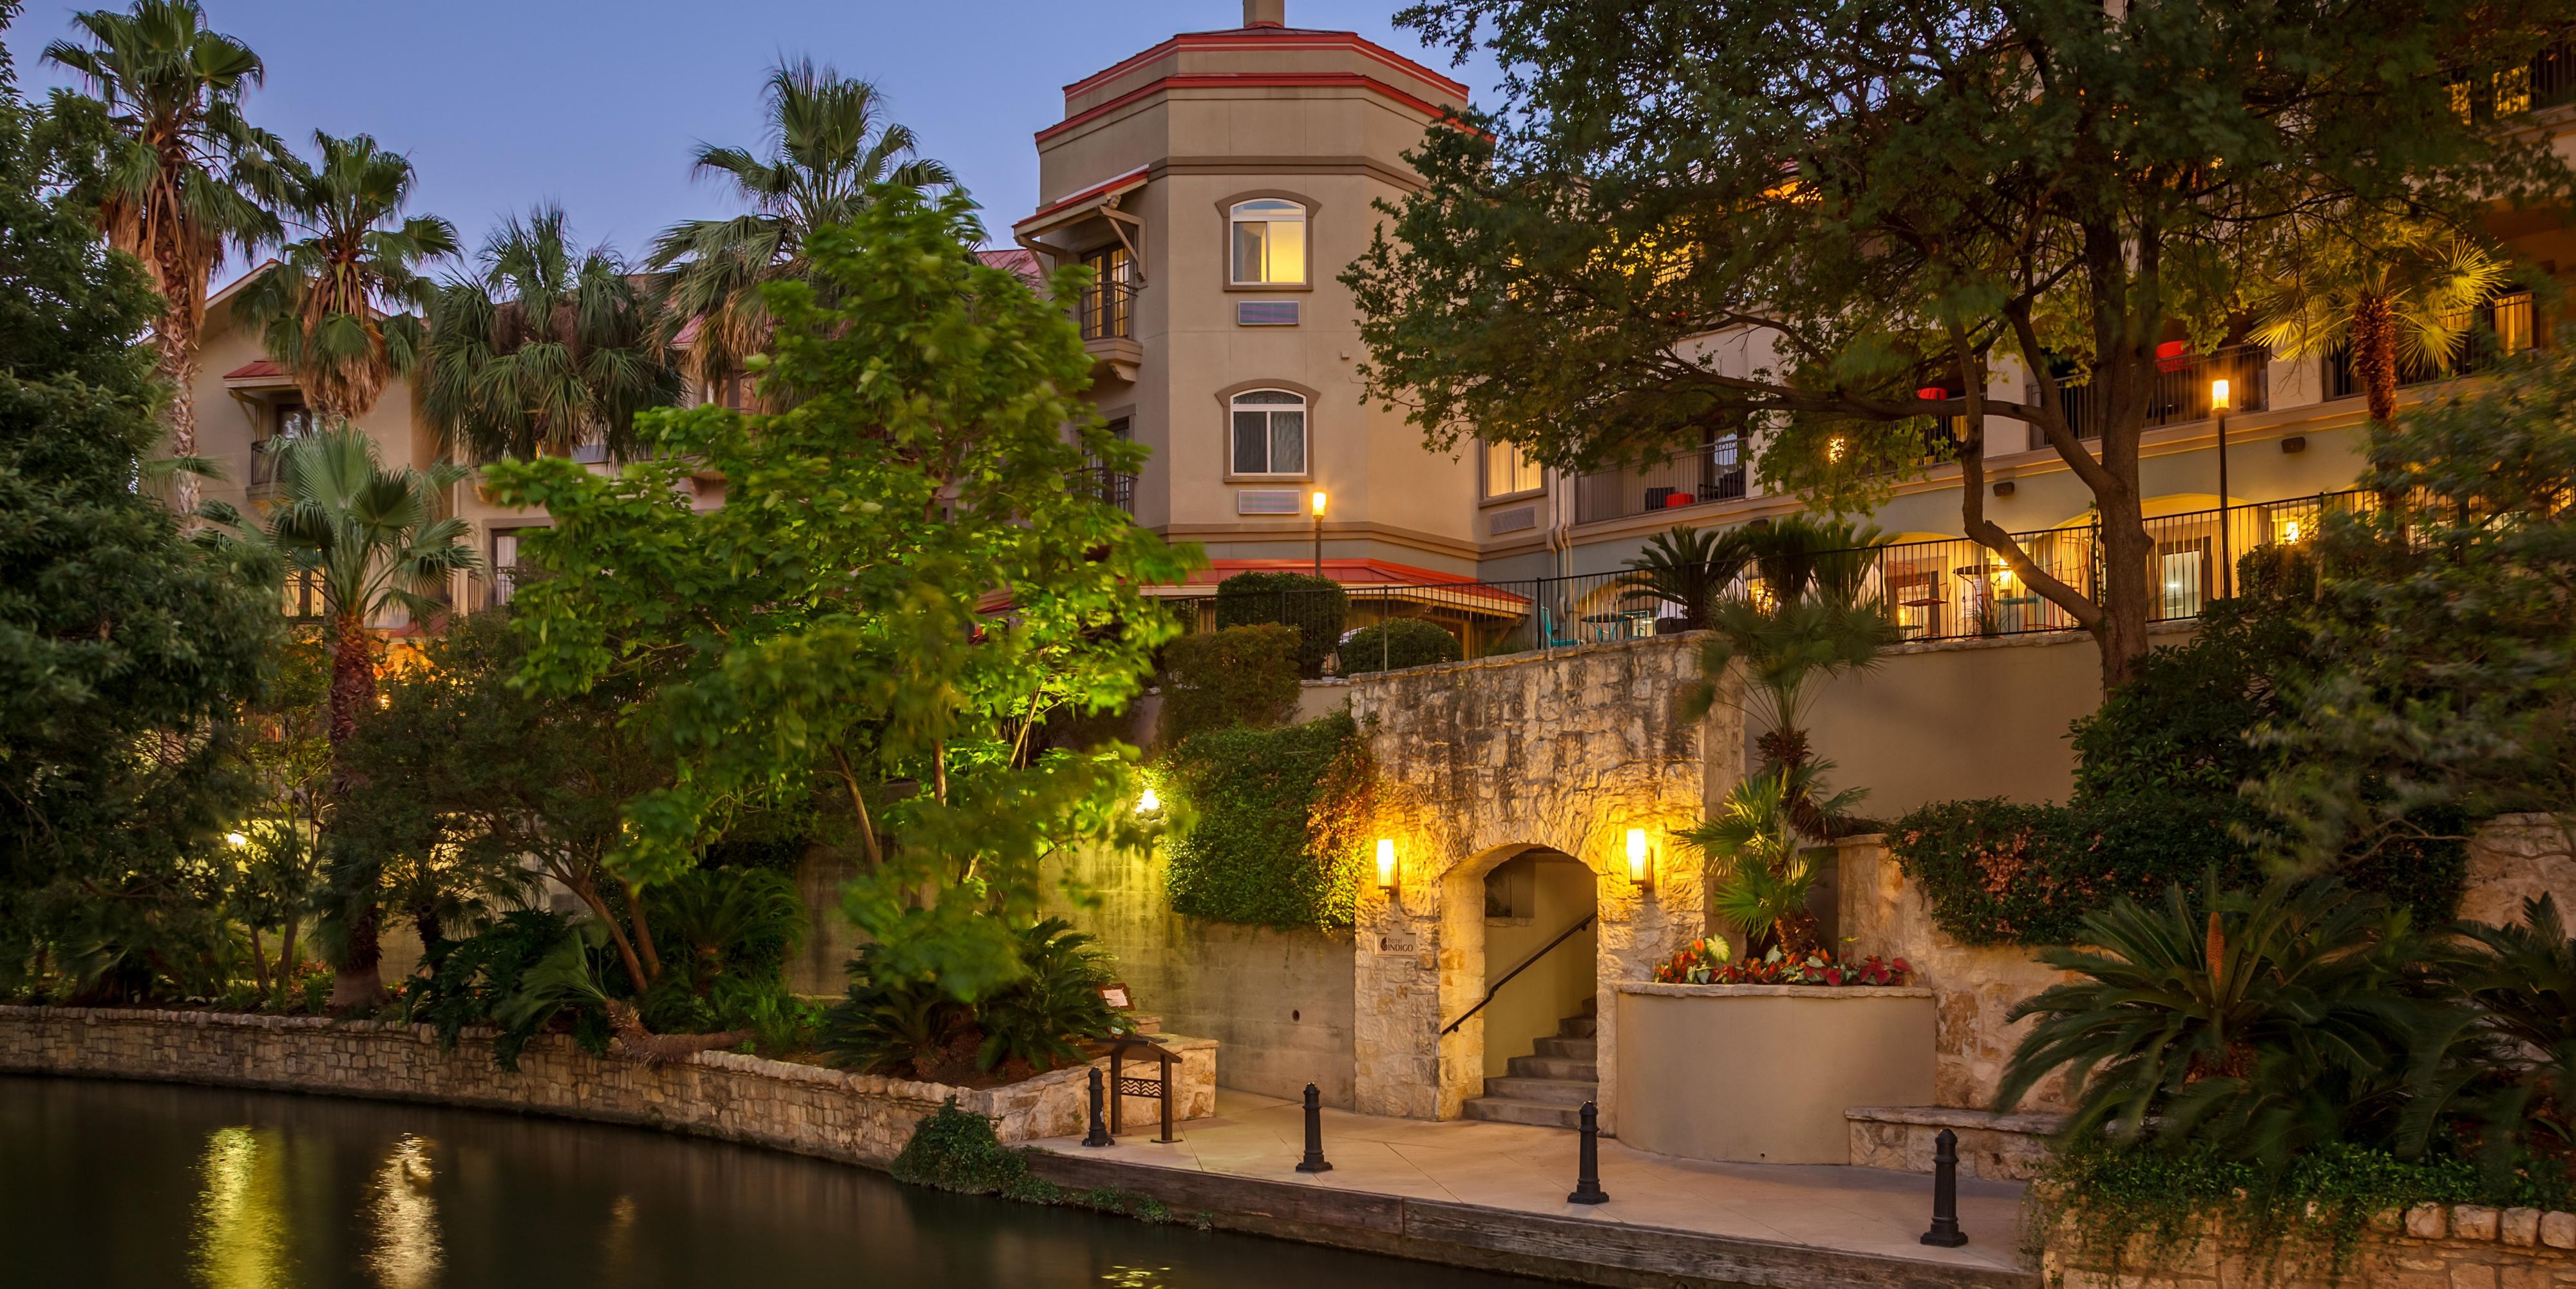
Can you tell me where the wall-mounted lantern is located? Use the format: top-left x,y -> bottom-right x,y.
1626,828 -> 1653,892
1137,787 -> 1161,815
1376,837 -> 1397,891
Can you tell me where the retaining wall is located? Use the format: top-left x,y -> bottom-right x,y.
0,1006 -> 1214,1167
2040,1202 -> 2576,1288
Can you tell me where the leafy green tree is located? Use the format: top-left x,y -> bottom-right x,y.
1336,616 -> 1463,676
0,14 -> 273,997
211,425 -> 476,1007
2255,343 -> 2576,868
421,205 -> 679,461
646,59 -> 954,392
336,609 -> 670,995
1686,517 -> 1899,775
236,130 -> 457,422
1352,0 -> 2575,686
1158,624 -> 1300,743
487,187 -> 1193,1000
219,626 -> 331,1000
42,0 -> 280,518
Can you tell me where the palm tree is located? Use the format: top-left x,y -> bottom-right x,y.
645,59 -> 954,392
1686,517 -> 1901,772
1617,524 -> 1752,631
45,0 -> 281,516
236,131 -> 457,422
2251,213 -> 2512,434
218,426 -> 477,1007
421,206 -> 679,461
1680,763 -> 1866,959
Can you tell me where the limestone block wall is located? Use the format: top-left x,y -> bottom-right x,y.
2463,813 -> 2576,926
1836,834 -> 2076,1111
2039,1203 -> 2576,1288
1347,636 -> 1741,1132
0,1007 -> 1215,1166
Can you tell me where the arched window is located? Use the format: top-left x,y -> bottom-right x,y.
1230,389 -> 1307,476
1229,199 -> 1307,285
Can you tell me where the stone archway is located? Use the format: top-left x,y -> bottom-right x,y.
1345,636 -> 1743,1133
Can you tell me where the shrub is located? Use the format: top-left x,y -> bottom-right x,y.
972,919 -> 1122,1073
1890,797 -> 2260,946
1160,712 -> 1373,929
1158,624 -> 1300,743
402,910 -> 613,1070
819,919 -> 1123,1082
891,1102 -> 1175,1220
1335,617 -> 1461,676
1213,571 -> 1347,678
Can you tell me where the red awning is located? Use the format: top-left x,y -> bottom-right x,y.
222,359 -> 287,381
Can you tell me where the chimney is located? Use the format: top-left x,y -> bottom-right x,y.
1244,0 -> 1285,27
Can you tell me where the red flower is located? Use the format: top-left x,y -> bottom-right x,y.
1824,967 -> 1844,986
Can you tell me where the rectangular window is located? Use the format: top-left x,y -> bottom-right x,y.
1229,200 -> 1307,285
492,531 -> 520,607
2156,541 -> 2208,620
1081,245 -> 1132,340
2493,291 -> 2535,357
1482,440 -> 1543,497
1230,390 -> 1307,475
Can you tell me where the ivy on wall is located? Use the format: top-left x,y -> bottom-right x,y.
1159,711 -> 1376,930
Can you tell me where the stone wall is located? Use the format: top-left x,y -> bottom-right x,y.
2463,814 -> 2576,927
2039,1203 -> 2576,1289
0,1007 -> 1215,1166
1043,839 -> 1358,1107
1837,834 -> 2074,1112
1347,636 -> 1741,1132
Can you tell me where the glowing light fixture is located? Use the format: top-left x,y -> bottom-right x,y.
1137,787 -> 1162,814
2281,517 -> 2305,544
225,832 -> 249,848
2209,377 -> 2231,412
1376,838 -> 1397,890
1825,435 -> 1848,464
1625,828 -> 1653,891
1310,490 -> 1329,517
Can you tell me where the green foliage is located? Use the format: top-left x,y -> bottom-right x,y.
1351,0 -> 2575,677
0,30 -> 275,999
485,187 -> 1191,995
1212,571 -> 1345,678
1680,765 -> 1860,957
403,910 -> 611,1071
820,919 -> 1119,1082
1157,624 -> 1300,743
1998,876 -> 2434,1165
1684,518 -> 1898,768
1892,798 -> 2260,947
1335,617 -> 1462,676
1618,526 -> 1750,631
2409,896 -> 2576,1170
1160,712 -> 1371,930
2257,343 -> 2576,867
890,1101 -> 1175,1221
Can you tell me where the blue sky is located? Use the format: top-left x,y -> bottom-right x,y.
7,1 -> 1504,284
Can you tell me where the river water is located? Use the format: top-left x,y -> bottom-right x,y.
0,1075 -> 1547,1288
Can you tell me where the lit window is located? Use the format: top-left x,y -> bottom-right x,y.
492,531 -> 520,607
2494,291 -> 2534,356
1230,389 -> 1307,475
1230,200 -> 1307,285
1482,440 -> 1543,497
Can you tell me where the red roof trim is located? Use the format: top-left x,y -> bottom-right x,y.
222,358 -> 287,380
1036,73 -> 1460,146
1063,28 -> 1469,104
1012,166 -> 1151,229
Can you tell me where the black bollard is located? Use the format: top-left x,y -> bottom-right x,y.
1920,1127 -> 1968,1247
1083,1066 -> 1114,1148
1296,1082 -> 1332,1173
1567,1101 -> 1609,1205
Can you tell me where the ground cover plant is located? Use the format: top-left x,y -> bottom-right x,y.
1157,712 -> 1375,930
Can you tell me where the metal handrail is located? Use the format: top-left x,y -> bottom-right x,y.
1441,910 -> 1598,1036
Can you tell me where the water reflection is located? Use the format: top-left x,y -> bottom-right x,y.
194,1126 -> 294,1289
363,1135 -> 442,1289
1,1076 -> 1546,1288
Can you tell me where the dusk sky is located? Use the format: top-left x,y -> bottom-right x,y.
5,1 -> 1506,288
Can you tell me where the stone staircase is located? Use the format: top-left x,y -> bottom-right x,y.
1462,997 -> 1597,1128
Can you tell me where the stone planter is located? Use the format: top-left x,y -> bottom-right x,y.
1615,982 -> 1935,1164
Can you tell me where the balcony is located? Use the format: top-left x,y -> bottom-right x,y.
2033,343 -> 2271,449
1573,439 -> 1749,525
1079,280 -> 1140,382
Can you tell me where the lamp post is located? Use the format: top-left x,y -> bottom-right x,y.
2210,377 -> 2232,600
1310,489 -> 1328,578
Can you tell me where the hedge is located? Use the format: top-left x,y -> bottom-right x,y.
1888,795 -> 2464,946
1213,571 -> 1347,678
1160,711 -> 1373,930
1158,624 -> 1300,743
1336,617 -> 1463,676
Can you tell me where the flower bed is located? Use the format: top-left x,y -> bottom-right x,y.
1653,942 -> 1913,987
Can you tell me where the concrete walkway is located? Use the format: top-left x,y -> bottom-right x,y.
1029,1088 -> 2029,1277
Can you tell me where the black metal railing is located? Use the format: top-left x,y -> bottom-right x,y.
1572,438 -> 1750,524
2036,344 -> 2271,448
1079,280 -> 1136,342
1170,490 -> 2376,664
1442,910 -> 1597,1036
2326,293 -> 2536,401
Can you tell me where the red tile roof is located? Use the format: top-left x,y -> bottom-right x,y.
977,247 -> 1046,287
222,358 -> 287,380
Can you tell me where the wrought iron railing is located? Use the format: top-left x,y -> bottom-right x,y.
1572,438 -> 1750,524
1079,280 -> 1136,342
1168,490 -> 2374,669
2036,344 -> 2271,448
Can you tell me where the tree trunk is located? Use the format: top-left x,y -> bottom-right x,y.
2354,292 -> 2400,430
2094,504 -> 2154,691
274,916 -> 301,1007
327,613 -> 384,1010
412,905 -> 444,957
601,999 -> 750,1066
247,925 -> 270,998
153,318 -> 202,520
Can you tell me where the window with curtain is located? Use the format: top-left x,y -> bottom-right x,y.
1230,389 -> 1307,475
1229,200 -> 1307,285
1482,439 -> 1543,497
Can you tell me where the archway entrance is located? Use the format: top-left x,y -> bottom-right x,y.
1459,848 -> 1597,1125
